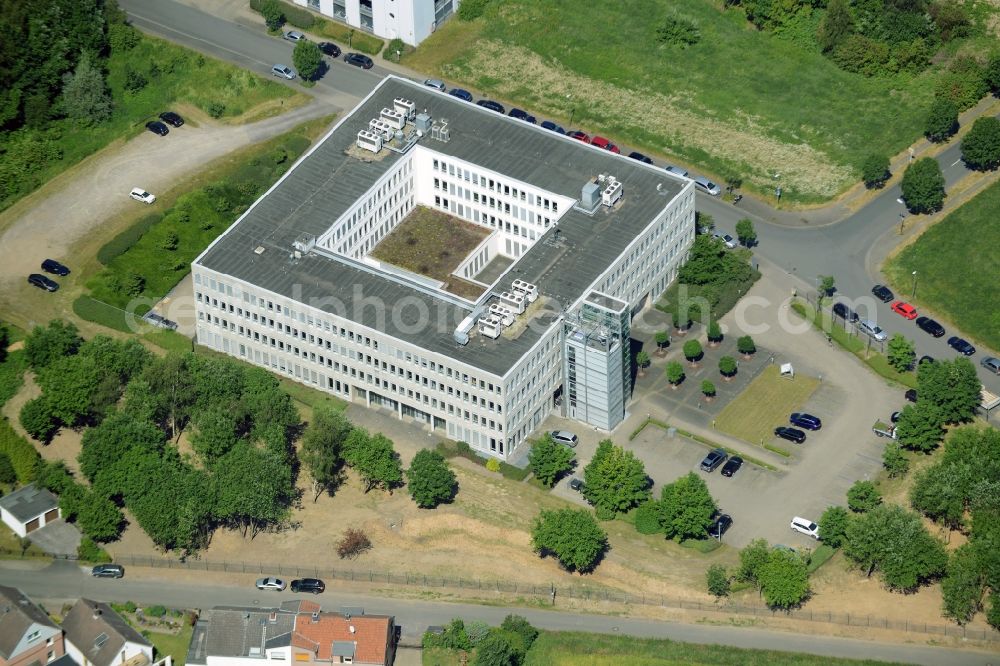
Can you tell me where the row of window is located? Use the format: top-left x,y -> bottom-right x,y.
431,157 -> 560,212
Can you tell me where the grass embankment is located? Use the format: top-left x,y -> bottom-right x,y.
715,365 -> 820,446
405,2 -> 937,202
885,179 -> 1000,353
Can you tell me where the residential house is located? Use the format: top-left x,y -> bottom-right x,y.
0,486 -> 60,538
0,586 -> 64,666
61,601 -> 154,666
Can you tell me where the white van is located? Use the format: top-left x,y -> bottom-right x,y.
790,516 -> 820,539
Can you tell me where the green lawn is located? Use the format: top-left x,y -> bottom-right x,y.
148,625 -> 194,666
405,2 -> 939,202
715,365 -> 819,445
885,180 -> 1000,353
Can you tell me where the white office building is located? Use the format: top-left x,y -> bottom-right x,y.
293,0 -> 458,46
192,76 -> 695,461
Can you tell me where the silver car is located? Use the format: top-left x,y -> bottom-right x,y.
693,177 -> 721,196
271,64 -> 296,80
858,319 -> 887,342
284,30 -> 306,42
550,430 -> 578,447
423,78 -> 446,92
255,577 -> 286,591
664,165 -> 689,178
982,357 -> 1000,375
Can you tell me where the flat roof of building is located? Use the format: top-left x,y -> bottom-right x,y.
196,76 -> 687,376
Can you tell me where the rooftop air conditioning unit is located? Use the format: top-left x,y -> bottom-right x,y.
369,118 -> 394,140
499,291 -> 526,314
380,108 -> 405,130
414,112 -> 432,135
393,97 -> 416,120
489,303 -> 515,327
356,130 -> 382,153
602,176 -> 623,207
511,279 -> 538,303
478,315 -> 503,339
581,181 -> 600,209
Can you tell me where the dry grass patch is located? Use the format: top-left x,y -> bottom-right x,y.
715,364 -> 820,445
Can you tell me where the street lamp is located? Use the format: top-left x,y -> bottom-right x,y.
911,270 -> 918,299
898,212 -> 906,235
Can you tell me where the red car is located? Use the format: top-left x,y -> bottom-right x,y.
590,136 -> 620,153
890,301 -> 917,320
568,130 -> 590,143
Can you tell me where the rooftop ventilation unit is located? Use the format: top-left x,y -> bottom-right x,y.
393,97 -> 416,120
499,290 -> 526,314
511,279 -> 538,303
356,130 -> 382,153
488,303 -> 515,327
369,118 -> 394,140
478,315 -> 503,339
581,181 -> 600,209
380,107 -> 405,129
453,305 -> 485,345
414,112 -> 432,135
602,176 -> 623,207
293,234 -> 316,255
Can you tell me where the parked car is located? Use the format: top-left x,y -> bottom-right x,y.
568,478 -> 583,491
890,300 -> 917,320
627,151 -> 653,164
508,108 -> 536,123
918,355 -> 935,366
590,136 -> 620,153
721,234 -> 738,249
27,273 -> 58,292
915,316 -> 945,337
699,448 -> 728,472
858,319 -> 887,342
872,420 -> 897,439
905,388 -> 918,403
271,64 -> 296,79
129,187 -> 156,204
567,130 -> 590,143
290,578 -> 325,594
476,99 -> 505,113
422,78 -> 446,91
693,177 -> 721,195
540,120 -> 566,134
284,30 -> 306,42
344,53 -> 374,69
871,284 -> 894,302
709,513 -> 733,540
91,564 -> 124,578
720,456 -> 743,477
890,411 -> 901,423
774,426 -> 806,444
41,259 -> 70,276
145,120 -> 169,136
255,577 -> 286,591
664,165 -> 688,178
159,111 -> 184,127
790,516 -> 820,539
947,336 -> 976,356
789,413 -> 822,430
982,357 -> 1000,375
318,42 -> 342,57
550,430 -> 578,447
832,302 -> 858,323
448,88 -> 473,102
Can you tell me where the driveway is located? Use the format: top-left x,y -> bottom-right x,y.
27,520 -> 81,557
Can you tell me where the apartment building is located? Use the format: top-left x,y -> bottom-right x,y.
0,586 -> 64,666
292,0 -> 458,46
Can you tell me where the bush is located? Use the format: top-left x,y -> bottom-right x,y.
706,563 -> 731,597
882,442 -> 910,478
737,335 -> 756,355
0,419 -> 41,483
485,457 -> 501,472
0,454 -> 15,484
259,0 -> 285,30
924,97 -> 959,142
935,55 -> 988,110
718,356 -> 737,377
633,500 -> 663,534
701,380 -> 716,397
459,0 -> 493,21
146,605 -> 168,618
861,153 -> 890,188
707,321 -> 723,343
466,621 -> 490,647
77,537 -> 112,563
19,397 -> 59,443
655,15 -> 701,47
682,339 -> 702,362
499,614 -> 538,650
208,102 -> 226,118
337,528 -> 371,559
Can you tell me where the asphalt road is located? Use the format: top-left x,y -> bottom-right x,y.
7,560 -> 997,665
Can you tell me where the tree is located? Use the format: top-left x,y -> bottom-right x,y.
818,0 -> 854,53
706,321 -> 723,344
738,538 -> 771,589
735,218 -> 756,247
901,157 -> 946,214
474,631 -> 516,666
635,350 -> 651,374
659,472 -> 717,541
76,492 -> 124,543
682,339 -> 702,363
941,544 -> 986,624
706,563 -> 731,598
818,275 -> 835,297
292,40 -> 323,81
701,380 -> 716,398
19,397 -> 59,442
499,615 -> 538,651
300,406 -> 351,501
886,334 -> 915,372
190,406 -> 240,463
0,454 -> 15,485
718,356 -> 737,377
24,321 -> 82,369
527,434 -> 574,488
260,0 -> 285,30
654,330 -> 670,353
847,480 -> 882,513
345,432 -> 402,493
960,116 -> 1000,171
58,51 -> 112,125
406,449 -> 457,508
38,354 -> 102,426
582,440 -> 651,518
917,358 -> 980,424
673,311 -> 692,331
531,508 -> 607,573
861,153 -> 891,188
924,97 -> 959,142
213,443 -> 295,539
844,504 -> 947,591
758,548 -> 810,609
819,505 -> 850,548
895,402 -> 945,452
337,528 -> 372,559
666,361 -> 684,386
737,335 -> 756,356
882,442 -> 910,478
141,353 -> 195,436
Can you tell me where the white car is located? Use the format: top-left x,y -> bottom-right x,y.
664,165 -> 688,178
790,516 -> 820,539
129,188 -> 156,204
722,234 -> 738,249
550,430 -> 578,447
694,177 -> 722,196
271,64 -> 296,80
284,30 -> 306,42
255,577 -> 286,591
858,319 -> 887,342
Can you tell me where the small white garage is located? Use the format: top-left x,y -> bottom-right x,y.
0,484 -> 61,537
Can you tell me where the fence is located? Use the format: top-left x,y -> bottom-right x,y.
118,555 -> 1000,643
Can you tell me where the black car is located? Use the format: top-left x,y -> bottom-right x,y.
918,355 -> 935,366
27,273 -> 58,292
699,448 -> 728,472
708,513 -> 733,540
628,151 -> 653,164
774,426 -> 806,444
832,302 -> 858,322
905,388 -> 918,403
448,88 -> 473,102
915,316 -> 945,337
290,578 -> 326,594
159,111 -> 184,127
871,284 -> 894,302
41,259 -> 70,276
508,108 -> 536,123
720,456 -> 743,477
91,564 -> 124,578
318,41 -> 341,57
476,99 -> 505,114
344,53 -> 373,69
145,120 -> 169,136
947,336 -> 976,356
568,478 -> 583,491
789,412 -> 822,430
540,120 -> 566,134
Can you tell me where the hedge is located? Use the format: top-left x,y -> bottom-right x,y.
73,296 -> 133,333
0,418 -> 42,484
97,213 -> 162,265
0,350 -> 28,407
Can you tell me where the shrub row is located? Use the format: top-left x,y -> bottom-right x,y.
0,350 -> 28,407
249,0 -> 384,55
97,213 -> 162,265
0,418 -> 41,484
436,440 -> 530,481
